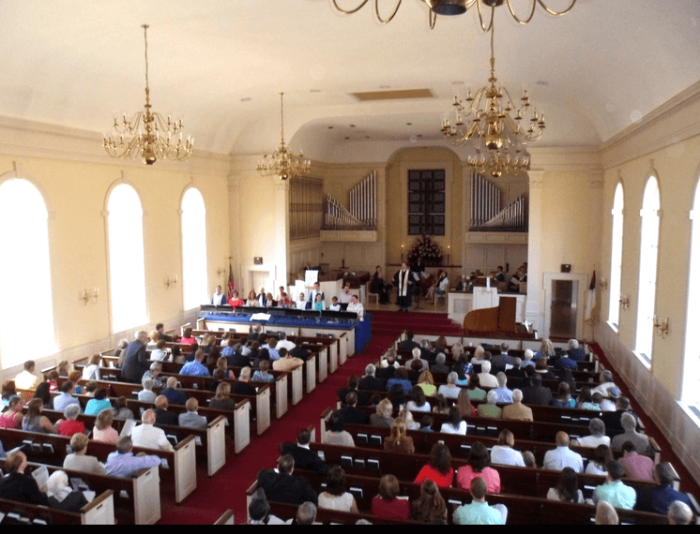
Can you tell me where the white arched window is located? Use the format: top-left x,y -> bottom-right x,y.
181,188 -> 208,310
107,184 -> 147,333
609,184 -> 624,328
0,178 -> 55,368
635,177 -> 660,363
684,180 -> 700,409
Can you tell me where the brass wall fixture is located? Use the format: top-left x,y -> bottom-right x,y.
599,278 -> 609,290
80,288 -> 99,305
653,316 -> 669,339
619,295 -> 630,311
165,276 -> 178,289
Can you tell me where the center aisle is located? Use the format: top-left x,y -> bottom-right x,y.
160,311 -> 457,524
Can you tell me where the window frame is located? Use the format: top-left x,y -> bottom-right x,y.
407,169 -> 446,237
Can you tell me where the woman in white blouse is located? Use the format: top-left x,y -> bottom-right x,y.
81,355 -> 101,381
490,430 -> 526,467
318,467 -> 359,513
547,467 -> 584,503
439,407 -> 467,435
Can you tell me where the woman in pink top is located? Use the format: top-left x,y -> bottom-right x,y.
92,410 -> 119,445
456,441 -> 501,494
0,396 -> 23,429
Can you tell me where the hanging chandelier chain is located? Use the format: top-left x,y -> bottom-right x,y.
143,24 -> 150,92
280,93 -> 285,146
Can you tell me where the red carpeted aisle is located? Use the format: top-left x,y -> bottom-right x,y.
158,311 -> 460,524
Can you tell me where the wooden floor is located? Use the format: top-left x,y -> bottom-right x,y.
364,287 -> 449,315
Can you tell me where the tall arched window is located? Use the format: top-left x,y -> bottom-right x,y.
608,183 -> 624,328
0,178 -> 55,367
181,188 -> 208,310
635,177 -> 660,363
684,180 -> 700,409
107,184 -> 147,333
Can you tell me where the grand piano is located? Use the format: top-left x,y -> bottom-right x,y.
463,296 -> 535,339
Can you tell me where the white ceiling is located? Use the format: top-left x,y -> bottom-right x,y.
1,0 -> 699,162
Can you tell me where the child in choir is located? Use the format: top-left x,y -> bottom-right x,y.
313,293 -> 325,311
328,296 -> 342,312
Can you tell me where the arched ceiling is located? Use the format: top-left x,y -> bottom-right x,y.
1,0 -> 699,163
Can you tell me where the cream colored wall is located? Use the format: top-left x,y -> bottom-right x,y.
0,122 -> 230,379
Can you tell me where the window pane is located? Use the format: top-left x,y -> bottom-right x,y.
182,188 -> 208,310
0,179 -> 56,368
609,184 -> 624,327
684,181 -> 700,408
407,169 -> 446,236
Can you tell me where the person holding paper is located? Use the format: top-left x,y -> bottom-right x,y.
0,451 -> 49,506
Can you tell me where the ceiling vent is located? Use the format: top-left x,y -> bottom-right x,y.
350,89 -> 434,102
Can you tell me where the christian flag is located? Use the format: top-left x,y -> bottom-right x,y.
227,261 -> 235,300
585,270 -> 596,323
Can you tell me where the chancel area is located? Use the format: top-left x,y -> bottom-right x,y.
0,0 -> 700,525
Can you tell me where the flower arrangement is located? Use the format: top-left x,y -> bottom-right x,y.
407,235 -> 443,267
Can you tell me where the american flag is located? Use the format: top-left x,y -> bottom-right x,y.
227,261 -> 235,300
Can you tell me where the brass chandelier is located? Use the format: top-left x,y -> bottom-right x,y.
257,93 -> 310,181
332,0 -> 576,31
440,17 -> 544,177
103,25 -> 194,166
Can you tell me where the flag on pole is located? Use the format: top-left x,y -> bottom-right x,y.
227,261 -> 235,300
585,270 -> 596,323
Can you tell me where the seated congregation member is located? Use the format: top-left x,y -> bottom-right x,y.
150,339 -> 169,362
586,444 -> 613,476
323,413 -> 354,447
82,354 -> 102,381
453,477 -> 506,525
105,436 -> 162,478
547,467 -> 584,503
180,349 -> 210,377
154,395 -> 180,426
543,432 -> 584,473
415,443 -> 453,488
359,364 -> 385,392
138,378 -> 157,404
257,454 -> 318,506
383,419 -> 414,454
611,412 -> 653,455
667,501 -> 694,525
602,395 -> 641,432
576,386 -> 599,410
84,387 -> 112,416
180,327 -> 197,345
55,404 -> 86,437
142,361 -> 166,388
63,433 -> 106,475
455,391 -> 476,421
131,409 -> 174,452
534,358 -> 556,381
501,389 -> 533,422
635,462 -> 691,515
251,347 -> 270,371
0,451 -> 49,506
386,368 -> 412,397
467,374 -> 486,401
246,488 -> 287,525
122,331 -> 151,384
252,360 -> 275,383
57,361 -> 72,378
430,353 -> 450,374
522,373 -> 553,406
179,398 -> 208,429
572,418 -> 611,448
232,366 -> 257,395
1,381 -> 17,407
437,372 -> 460,400
440,406 -> 467,435
551,381 -> 576,408
0,395 -> 24,429
209,382 -> 236,411
328,296 -> 341,312
46,470 -> 89,512
318,466 -> 359,513
397,405 -> 420,431
33,382 -> 53,408
404,347 -> 429,371
338,392 -> 369,425
272,348 -> 304,372
112,396 -> 135,420
457,441 -> 501,494
416,370 -> 436,397
412,479 -> 448,524
491,429 -> 525,467
593,370 -> 618,397
567,338 -> 587,361
594,460 -> 637,510
93,409 -> 119,445
406,385 -> 431,413
370,398 -> 394,428
553,351 -> 578,371
476,390 -> 502,419
619,441 -> 655,481
13,360 -> 40,391
491,372 -> 513,403
372,474 -> 410,521
53,380 -> 81,413
595,501 -> 620,525
22,398 -> 56,434
397,330 -> 420,352
280,428 -> 330,476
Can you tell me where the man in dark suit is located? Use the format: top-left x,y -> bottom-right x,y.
377,354 -> 398,381
337,392 -> 369,425
280,429 -> 330,476
161,377 -> 188,406
154,395 -> 179,426
228,344 -> 251,368
491,343 -> 516,371
359,364 -> 385,392
257,454 -> 318,506
0,451 -> 49,506
232,367 -> 257,396
337,375 -> 369,406
248,325 -> 263,341
289,345 -> 309,362
397,330 -> 420,352
601,396 -> 641,432
122,331 -> 150,383
567,339 -> 587,361
521,374 -> 553,406
156,323 -> 176,342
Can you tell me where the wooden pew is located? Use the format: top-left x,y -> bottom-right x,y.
0,449 -> 159,525
0,492 -> 115,526
214,509 -> 235,525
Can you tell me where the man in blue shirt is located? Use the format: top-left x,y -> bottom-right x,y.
105,437 -> 161,478
180,350 -> 210,377
53,381 -> 81,413
491,372 -> 514,403
635,462 -> 691,515
594,460 -> 637,510
453,477 -> 506,525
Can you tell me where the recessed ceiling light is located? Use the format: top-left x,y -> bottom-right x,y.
350,124 -> 356,128
365,136 -> 370,139
345,137 -> 350,140
310,89 -> 322,93
417,134 -> 423,138
452,81 -> 465,85
379,85 -> 391,89
328,126 -> 334,129
406,123 -> 413,126
241,97 -> 252,102
537,81 -> 549,86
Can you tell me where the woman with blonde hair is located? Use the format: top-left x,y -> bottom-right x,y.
383,418 -> 415,454
210,382 -> 236,411
147,330 -> 159,350
451,342 -> 465,361
82,355 -> 102,381
216,356 -> 234,379
93,409 -> 119,445
417,370 -> 436,397
57,360 -> 71,378
370,398 -> 394,427
536,338 -> 555,360
457,387 -> 477,417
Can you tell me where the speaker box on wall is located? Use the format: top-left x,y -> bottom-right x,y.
254,257 -> 263,265
561,264 -> 571,273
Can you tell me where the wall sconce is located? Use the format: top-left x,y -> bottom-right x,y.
80,288 -> 99,305
653,315 -> 670,339
165,276 -> 178,289
599,278 -> 609,290
619,295 -> 630,311
216,267 -> 226,277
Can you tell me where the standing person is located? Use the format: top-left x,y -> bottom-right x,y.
339,284 -> 353,304
394,262 -> 414,312
211,285 -> 227,306
122,330 -> 150,384
308,282 -> 325,306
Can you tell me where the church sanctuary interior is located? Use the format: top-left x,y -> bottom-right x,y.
1,0 -> 700,525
